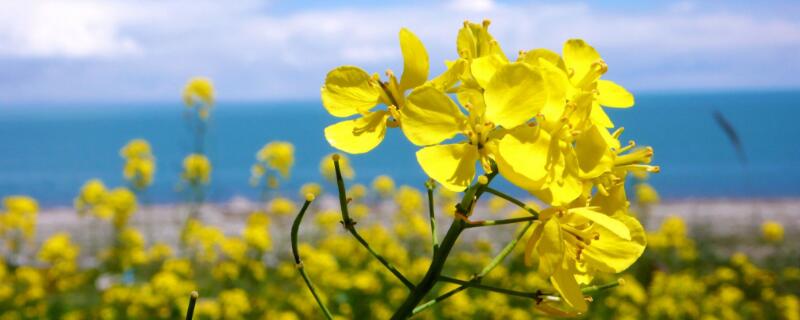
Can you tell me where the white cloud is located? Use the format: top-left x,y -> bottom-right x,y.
0,0 -> 799,102
0,0 -> 140,58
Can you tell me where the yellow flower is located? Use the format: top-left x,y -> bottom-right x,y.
3,196 -> 38,215
268,197 -> 296,216
520,39 -> 633,131
219,289 -> 251,319
243,212 -> 272,252
635,182 -> 660,205
524,204 -> 646,312
322,28 -> 429,154
255,141 -> 295,178
761,220 -> 784,243
120,139 -> 156,190
399,62 -> 550,191
182,153 -> 211,185
183,77 -> 214,119
0,196 -> 39,240
320,153 -> 354,182
74,179 -> 107,216
371,175 -> 395,198
104,187 -> 137,229
299,182 -> 323,198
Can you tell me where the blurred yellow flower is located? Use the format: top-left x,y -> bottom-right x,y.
320,153 -> 354,182
299,182 -> 322,199
269,197 -> 296,216
635,182 -> 660,205
761,220 -> 784,243
371,175 -> 395,198
120,139 -> 156,190
182,154 -> 211,185
183,77 -> 214,119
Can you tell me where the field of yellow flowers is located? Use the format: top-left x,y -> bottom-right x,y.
1,20 -> 798,319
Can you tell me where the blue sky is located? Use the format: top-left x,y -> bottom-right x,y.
0,0 -> 799,104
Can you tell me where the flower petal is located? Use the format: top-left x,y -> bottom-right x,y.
550,264 -> 588,313
597,79 -> 634,108
524,221 -> 544,266
519,48 -> 566,71
570,207 -> 631,240
399,28 -> 430,92
591,102 -> 614,128
582,214 -> 646,273
496,125 -> 550,190
537,218 -> 564,278
324,111 -> 388,154
470,54 -> 507,89
321,66 -> 381,117
484,63 -> 548,128
416,143 -> 478,192
401,86 -> 466,146
575,125 -> 614,179
563,39 -> 601,83
430,59 -> 467,91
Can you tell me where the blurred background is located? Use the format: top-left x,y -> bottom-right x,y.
1,0 -> 799,204
0,0 -> 799,319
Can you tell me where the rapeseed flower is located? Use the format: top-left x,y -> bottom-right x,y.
183,77 -> 214,120
761,220 -> 784,243
322,28 -> 429,154
182,154 -> 211,185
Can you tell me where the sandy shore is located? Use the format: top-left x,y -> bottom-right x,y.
22,197 -> 800,264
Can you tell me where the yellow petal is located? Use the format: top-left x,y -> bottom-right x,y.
415,143 -> 478,192
570,207 -> 630,240
550,265 -> 588,312
430,59 -> 467,91
563,39 -> 601,83
582,214 -> 646,273
519,48 -> 566,71
484,63 -> 548,128
401,86 -> 465,146
590,179 -> 629,216
597,79 -> 634,108
575,125 -> 614,179
398,28 -> 429,92
324,111 -> 388,154
537,60 -> 570,123
496,125 -> 550,189
321,66 -> 381,117
590,102 -> 614,128
537,218 -> 564,277
470,53 -> 507,89
523,221 -> 544,266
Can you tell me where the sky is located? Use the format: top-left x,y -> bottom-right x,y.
0,0 -> 799,105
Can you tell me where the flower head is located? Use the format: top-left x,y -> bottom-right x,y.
322,28 -> 430,154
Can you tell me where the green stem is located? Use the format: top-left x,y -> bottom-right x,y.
581,279 -> 623,294
392,175 -> 494,320
425,180 -> 439,253
484,187 -> 538,215
438,276 -> 542,300
185,291 -> 199,320
332,156 -> 415,290
412,220 -> 535,315
392,218 -> 466,319
463,216 -> 538,228
291,199 -> 334,320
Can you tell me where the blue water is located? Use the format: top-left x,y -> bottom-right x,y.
1,91 -> 799,206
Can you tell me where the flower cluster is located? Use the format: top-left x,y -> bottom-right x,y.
320,20 -> 655,314
183,77 -> 215,120
0,196 -> 39,253
250,141 -> 295,189
120,139 -> 156,191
